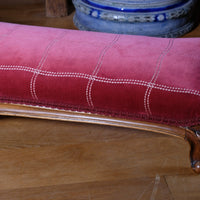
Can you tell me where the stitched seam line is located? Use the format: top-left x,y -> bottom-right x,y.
147,39 -> 174,115
1,65 -> 200,97
144,39 -> 174,115
144,39 -> 173,115
30,31 -> 66,100
86,35 -> 120,108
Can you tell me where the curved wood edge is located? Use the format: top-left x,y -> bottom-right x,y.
0,103 -> 199,174
185,128 -> 200,174
0,103 -> 186,138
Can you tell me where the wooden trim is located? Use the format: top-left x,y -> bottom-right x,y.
0,103 -> 186,139
45,0 -> 68,17
185,128 -> 200,174
0,102 -> 199,173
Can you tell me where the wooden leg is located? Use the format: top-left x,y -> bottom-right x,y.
46,0 -> 68,17
185,128 -> 200,174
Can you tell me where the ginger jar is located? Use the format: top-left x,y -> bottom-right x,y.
72,0 -> 198,37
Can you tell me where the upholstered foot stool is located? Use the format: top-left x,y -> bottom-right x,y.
0,22 -> 199,173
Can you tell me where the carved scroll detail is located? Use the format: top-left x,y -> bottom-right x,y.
185,128 -> 200,174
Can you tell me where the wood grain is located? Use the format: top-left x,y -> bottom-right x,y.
0,1 -> 76,29
45,0 -> 68,17
0,177 -> 173,200
166,175 -> 200,200
0,117 -> 192,191
0,103 -> 186,139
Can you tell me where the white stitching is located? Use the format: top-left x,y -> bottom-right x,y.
144,39 -> 174,115
86,35 -> 120,107
147,39 -> 174,115
30,32 -> 66,100
0,64 -> 199,97
30,43 -> 54,100
144,39 -> 173,115
86,35 -> 120,108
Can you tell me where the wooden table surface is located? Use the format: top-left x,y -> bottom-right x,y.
0,1 -> 200,200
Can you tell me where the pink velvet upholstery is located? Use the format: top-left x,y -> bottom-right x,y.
0,22 -> 199,126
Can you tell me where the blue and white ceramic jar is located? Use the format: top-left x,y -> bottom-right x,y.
72,0 -> 198,37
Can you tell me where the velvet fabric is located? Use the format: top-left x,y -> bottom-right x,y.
0,22 -> 199,126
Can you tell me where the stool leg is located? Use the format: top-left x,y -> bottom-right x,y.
46,0 -> 68,17
185,128 -> 200,174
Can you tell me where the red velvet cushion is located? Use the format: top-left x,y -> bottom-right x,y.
0,22 -> 199,126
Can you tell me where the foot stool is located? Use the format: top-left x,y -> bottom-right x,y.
0,22 -> 199,173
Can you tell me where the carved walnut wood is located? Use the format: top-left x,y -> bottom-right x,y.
0,103 -> 199,174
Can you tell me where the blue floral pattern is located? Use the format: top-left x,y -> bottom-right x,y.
73,0 -> 197,37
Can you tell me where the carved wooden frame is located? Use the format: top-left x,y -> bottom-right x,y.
0,103 -> 199,174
